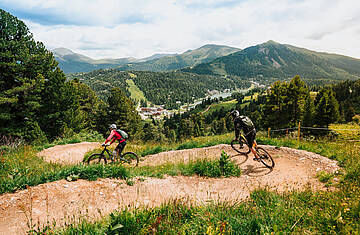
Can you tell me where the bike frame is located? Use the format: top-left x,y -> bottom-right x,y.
101,145 -> 113,160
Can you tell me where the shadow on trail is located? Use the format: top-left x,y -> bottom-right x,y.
241,164 -> 273,177
229,152 -> 274,177
229,153 -> 249,165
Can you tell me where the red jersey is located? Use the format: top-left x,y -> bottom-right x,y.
105,130 -> 125,144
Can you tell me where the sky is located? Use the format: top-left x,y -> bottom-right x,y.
1,0 -> 360,59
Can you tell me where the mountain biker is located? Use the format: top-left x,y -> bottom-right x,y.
103,124 -> 126,159
230,110 -> 260,161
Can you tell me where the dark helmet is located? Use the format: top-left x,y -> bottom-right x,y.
109,124 -> 117,129
230,110 -> 240,119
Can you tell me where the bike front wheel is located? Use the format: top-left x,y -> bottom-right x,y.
120,152 -> 139,167
256,147 -> 275,169
86,153 -> 107,165
231,137 -> 251,154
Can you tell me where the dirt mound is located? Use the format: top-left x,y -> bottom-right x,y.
0,144 -> 339,235
37,142 -> 100,164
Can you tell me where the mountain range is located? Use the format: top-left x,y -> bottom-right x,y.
183,41 -> 360,81
53,45 -> 240,73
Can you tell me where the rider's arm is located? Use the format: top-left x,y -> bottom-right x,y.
104,130 -> 116,144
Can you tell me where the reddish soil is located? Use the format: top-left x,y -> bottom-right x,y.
0,143 -> 339,234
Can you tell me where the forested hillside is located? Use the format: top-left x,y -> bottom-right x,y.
161,76 -> 360,142
68,69 -> 251,109
183,41 -> 360,82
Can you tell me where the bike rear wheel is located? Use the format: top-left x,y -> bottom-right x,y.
231,137 -> 251,154
86,153 -> 107,165
120,152 -> 139,167
256,147 -> 275,169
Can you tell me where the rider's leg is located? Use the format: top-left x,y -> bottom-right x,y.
251,141 -> 260,160
246,130 -> 259,161
117,141 -> 126,161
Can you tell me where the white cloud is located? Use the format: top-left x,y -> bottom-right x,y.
5,0 -> 360,59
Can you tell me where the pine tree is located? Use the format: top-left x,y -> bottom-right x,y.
0,9 -> 84,141
302,93 -> 315,127
106,87 -> 143,139
314,88 -> 340,128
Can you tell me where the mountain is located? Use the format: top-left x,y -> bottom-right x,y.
116,44 -> 241,72
183,41 -> 360,81
53,45 -> 240,73
52,48 -> 137,73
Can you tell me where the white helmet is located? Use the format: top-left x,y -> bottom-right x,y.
230,110 -> 239,119
109,124 -> 117,129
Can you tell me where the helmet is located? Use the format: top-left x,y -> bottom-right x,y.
109,124 -> 117,129
230,110 -> 239,119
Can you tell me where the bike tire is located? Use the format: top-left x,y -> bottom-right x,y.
87,153 -> 107,165
231,137 -> 251,154
121,152 -> 139,167
256,147 -> 275,169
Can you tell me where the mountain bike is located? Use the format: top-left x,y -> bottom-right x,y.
231,135 -> 275,169
84,144 -> 139,167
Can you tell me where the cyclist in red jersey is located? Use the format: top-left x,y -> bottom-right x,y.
103,124 -> 126,159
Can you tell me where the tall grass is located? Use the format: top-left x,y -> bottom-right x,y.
43,186 -> 360,234
132,151 -> 240,179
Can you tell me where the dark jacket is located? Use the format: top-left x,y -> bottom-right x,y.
234,115 -> 255,139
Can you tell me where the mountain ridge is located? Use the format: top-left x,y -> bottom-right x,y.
53,44 -> 241,73
183,40 -> 360,81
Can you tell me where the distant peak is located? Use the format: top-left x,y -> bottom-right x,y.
52,47 -> 74,56
264,40 -> 279,45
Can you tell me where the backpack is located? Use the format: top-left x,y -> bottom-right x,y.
116,129 -> 128,139
239,116 -> 254,129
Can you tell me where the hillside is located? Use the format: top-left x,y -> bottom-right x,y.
183,41 -> 360,81
117,44 -> 241,72
68,69 -> 251,108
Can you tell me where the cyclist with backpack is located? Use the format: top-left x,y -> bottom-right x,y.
230,110 -> 260,161
103,124 -> 127,160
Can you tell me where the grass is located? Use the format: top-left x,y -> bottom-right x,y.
132,151 -> 240,179
329,123 -> 360,140
38,130 -> 103,151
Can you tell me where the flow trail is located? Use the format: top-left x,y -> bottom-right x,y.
0,143 -> 339,234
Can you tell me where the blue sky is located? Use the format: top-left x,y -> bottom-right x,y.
1,0 -> 360,59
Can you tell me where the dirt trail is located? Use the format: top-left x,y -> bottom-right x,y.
0,143 -> 339,235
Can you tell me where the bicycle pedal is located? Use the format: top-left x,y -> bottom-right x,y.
253,157 -> 261,162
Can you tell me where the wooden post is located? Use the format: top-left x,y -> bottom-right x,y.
268,127 -> 270,138
298,121 -> 301,143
